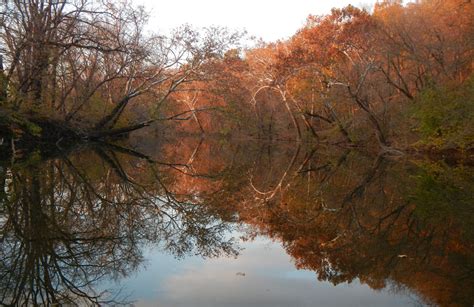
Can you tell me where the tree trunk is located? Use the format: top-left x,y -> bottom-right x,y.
282,96 -> 301,141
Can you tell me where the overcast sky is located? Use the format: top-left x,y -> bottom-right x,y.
136,0 -> 379,42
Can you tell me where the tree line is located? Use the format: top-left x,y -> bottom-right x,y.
0,0 -> 473,153
165,0 -> 473,153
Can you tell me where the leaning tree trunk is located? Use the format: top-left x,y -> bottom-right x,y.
281,95 -> 302,141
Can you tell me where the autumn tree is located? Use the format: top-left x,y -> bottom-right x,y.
0,0 -> 241,140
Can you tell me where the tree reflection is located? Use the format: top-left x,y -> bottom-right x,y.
0,144 -> 238,305
0,138 -> 472,306
219,144 -> 474,307
158,138 -> 473,306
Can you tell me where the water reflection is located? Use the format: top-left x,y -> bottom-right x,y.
0,144 -> 238,305
0,138 -> 472,306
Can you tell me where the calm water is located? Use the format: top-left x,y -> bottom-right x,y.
0,137 -> 472,306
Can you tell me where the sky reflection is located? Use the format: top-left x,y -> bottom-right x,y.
112,234 -> 420,307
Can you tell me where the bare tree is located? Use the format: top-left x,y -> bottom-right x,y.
0,0 -> 242,139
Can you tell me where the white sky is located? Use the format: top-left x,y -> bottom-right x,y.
136,0 -> 379,42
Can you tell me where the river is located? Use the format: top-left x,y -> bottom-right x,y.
0,137 -> 472,306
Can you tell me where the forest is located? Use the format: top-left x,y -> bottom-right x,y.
0,0 -> 472,156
